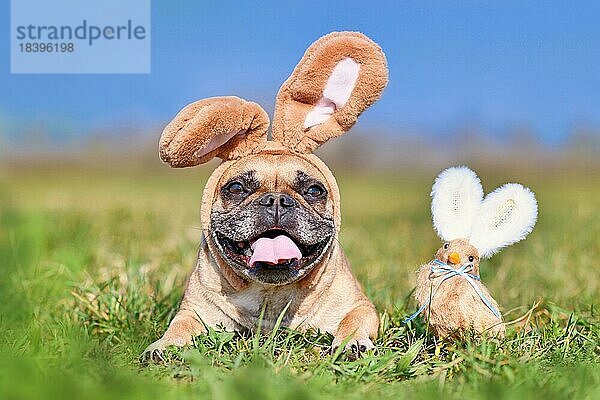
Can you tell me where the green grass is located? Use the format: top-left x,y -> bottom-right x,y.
0,165 -> 598,400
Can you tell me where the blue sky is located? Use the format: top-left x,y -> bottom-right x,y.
1,1 -> 599,146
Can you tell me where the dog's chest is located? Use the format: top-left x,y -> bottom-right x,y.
228,284 -> 306,330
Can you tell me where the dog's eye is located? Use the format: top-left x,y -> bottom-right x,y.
468,255 -> 475,262
443,242 -> 449,249
226,182 -> 245,195
306,184 -> 325,198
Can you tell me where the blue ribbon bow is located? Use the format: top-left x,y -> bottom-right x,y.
403,259 -> 501,324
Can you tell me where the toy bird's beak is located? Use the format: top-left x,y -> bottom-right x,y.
448,252 -> 461,265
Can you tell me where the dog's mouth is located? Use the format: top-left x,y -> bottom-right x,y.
213,228 -> 333,284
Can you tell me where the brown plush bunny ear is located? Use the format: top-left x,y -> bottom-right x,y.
159,96 -> 269,167
272,32 -> 388,153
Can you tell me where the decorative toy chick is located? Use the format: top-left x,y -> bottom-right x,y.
405,166 -> 538,338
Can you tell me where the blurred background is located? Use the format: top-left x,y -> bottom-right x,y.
1,1 -> 599,174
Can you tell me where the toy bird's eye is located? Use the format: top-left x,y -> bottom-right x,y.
468,256 -> 475,262
443,243 -> 449,249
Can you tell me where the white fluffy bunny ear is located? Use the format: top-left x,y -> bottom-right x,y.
431,166 -> 484,241
470,183 -> 538,258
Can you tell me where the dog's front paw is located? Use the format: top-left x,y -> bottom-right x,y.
331,336 -> 375,359
141,335 -> 191,363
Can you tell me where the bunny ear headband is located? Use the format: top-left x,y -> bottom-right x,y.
431,166 -> 538,258
159,31 -> 388,167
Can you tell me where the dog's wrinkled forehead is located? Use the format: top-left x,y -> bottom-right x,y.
217,153 -> 331,192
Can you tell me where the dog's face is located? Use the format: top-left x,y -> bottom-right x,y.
209,154 -> 337,285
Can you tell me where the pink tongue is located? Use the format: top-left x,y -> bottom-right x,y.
249,235 -> 302,267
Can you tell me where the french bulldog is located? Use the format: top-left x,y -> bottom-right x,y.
144,31 -> 388,358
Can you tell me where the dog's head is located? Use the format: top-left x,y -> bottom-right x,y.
208,151 -> 337,285
158,32 -> 388,286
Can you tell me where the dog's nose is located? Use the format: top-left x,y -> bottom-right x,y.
258,193 -> 297,208
258,194 -> 275,207
278,193 -> 296,208
257,193 -> 297,220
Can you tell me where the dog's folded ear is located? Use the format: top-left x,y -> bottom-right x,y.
272,32 -> 388,153
159,96 -> 269,167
